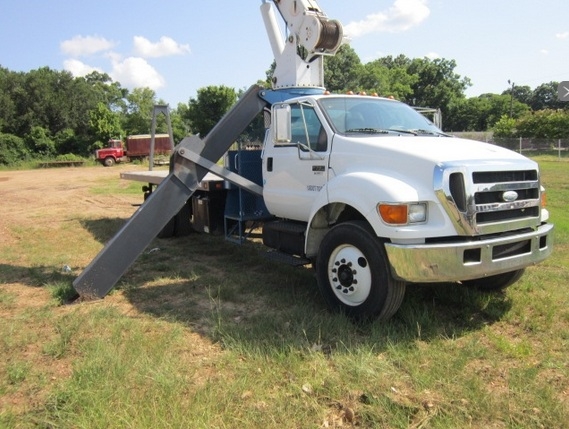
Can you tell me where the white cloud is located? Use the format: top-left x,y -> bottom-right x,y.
63,59 -> 103,76
540,49 -> 549,55
425,51 -> 440,60
110,57 -> 165,90
60,34 -> 187,90
555,31 -> 569,40
344,0 -> 430,38
133,36 -> 190,58
60,35 -> 116,57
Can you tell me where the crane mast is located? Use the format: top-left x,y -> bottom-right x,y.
260,0 -> 344,89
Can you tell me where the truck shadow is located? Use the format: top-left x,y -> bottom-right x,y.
119,235 -> 512,352
79,217 -> 131,244
72,218 -> 512,351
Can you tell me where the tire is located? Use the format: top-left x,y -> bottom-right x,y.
103,156 -> 116,167
462,269 -> 525,292
316,221 -> 406,321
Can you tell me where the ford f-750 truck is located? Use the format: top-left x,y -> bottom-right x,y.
73,0 -> 553,320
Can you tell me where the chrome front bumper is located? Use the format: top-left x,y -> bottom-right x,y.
385,223 -> 554,283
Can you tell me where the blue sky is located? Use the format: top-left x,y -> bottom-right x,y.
1,0 -> 567,106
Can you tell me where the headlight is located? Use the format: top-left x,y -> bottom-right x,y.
378,202 -> 427,225
409,203 -> 427,223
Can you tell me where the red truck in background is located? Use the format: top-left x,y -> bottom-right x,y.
95,134 -> 173,167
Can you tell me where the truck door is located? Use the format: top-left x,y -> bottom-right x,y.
263,101 -> 330,221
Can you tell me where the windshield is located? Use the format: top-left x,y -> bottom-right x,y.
318,96 -> 445,136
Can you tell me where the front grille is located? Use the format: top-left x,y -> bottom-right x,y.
477,206 -> 539,223
436,165 -> 542,235
473,170 -> 537,184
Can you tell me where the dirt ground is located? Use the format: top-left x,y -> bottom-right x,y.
0,165 -> 222,415
0,164 -> 151,310
0,165 -> 139,242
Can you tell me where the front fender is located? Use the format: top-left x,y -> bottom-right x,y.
305,171 -> 452,256
327,171 -> 424,226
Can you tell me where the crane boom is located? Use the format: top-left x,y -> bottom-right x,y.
260,0 -> 344,89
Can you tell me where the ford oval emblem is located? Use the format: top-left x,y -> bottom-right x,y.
502,190 -> 518,202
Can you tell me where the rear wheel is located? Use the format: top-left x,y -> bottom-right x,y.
462,269 -> 525,292
316,221 -> 406,321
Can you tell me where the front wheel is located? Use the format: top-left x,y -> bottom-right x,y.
462,269 -> 525,292
103,156 -> 116,167
316,221 -> 406,321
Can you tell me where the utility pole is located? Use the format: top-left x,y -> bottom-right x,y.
508,79 -> 515,118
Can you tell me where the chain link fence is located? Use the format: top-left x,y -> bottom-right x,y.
453,132 -> 569,159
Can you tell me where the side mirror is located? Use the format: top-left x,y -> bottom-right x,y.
272,104 -> 291,143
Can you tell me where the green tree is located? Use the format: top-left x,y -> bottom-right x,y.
323,44 -> 363,92
447,94 -> 529,131
53,128 -> 79,155
83,71 -> 127,111
447,96 -> 492,131
530,82 -> 566,111
168,107 -> 189,144
516,109 -> 569,139
406,58 -> 471,117
122,87 -> 157,135
25,126 -> 55,157
492,115 -> 517,138
501,84 -> 532,107
184,85 -> 237,137
0,133 -> 28,165
360,60 -> 417,100
0,67 -> 17,133
89,102 -> 123,144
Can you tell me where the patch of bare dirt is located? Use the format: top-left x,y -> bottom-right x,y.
0,165 -> 223,415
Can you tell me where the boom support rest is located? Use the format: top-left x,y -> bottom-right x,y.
73,85 -> 268,299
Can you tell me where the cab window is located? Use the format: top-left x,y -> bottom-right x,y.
289,103 -> 327,152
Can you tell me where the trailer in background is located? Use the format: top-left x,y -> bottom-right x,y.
95,134 -> 173,167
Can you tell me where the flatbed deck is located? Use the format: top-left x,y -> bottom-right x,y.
120,169 -> 168,185
120,169 -> 224,191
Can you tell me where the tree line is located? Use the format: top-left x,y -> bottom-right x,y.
1,46 -> 567,165
324,46 -> 568,137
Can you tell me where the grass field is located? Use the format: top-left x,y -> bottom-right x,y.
0,157 -> 567,428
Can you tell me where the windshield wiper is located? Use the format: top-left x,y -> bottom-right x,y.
345,128 -> 389,134
409,129 -> 451,137
386,128 -> 418,135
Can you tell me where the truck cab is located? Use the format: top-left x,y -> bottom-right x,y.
95,139 -> 125,167
261,92 -> 553,319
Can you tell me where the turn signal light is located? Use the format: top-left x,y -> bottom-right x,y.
378,203 -> 427,225
378,204 -> 408,225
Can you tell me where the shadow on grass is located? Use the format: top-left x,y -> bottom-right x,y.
0,263 -> 79,303
125,280 -> 511,352
117,233 -> 513,354
69,217 -> 513,352
0,217 -> 130,301
0,263 -> 75,287
79,217 -> 129,244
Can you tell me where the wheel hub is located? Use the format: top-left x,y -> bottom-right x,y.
327,245 -> 372,306
333,259 -> 357,292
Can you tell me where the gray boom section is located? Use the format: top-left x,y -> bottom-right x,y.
177,142 -> 263,197
73,85 -> 268,299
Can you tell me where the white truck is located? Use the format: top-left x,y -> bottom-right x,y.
73,0 -> 553,320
